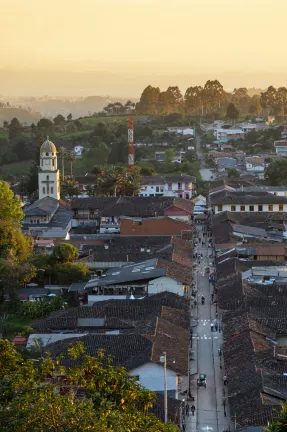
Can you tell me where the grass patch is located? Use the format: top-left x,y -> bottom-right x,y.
6,315 -> 32,339
56,130 -> 91,140
0,160 -> 33,180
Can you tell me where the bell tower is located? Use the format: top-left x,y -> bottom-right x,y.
38,137 -> 60,200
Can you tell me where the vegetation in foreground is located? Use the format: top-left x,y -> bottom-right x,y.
0,340 -> 178,431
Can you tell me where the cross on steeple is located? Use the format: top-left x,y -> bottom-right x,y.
42,176 -> 54,194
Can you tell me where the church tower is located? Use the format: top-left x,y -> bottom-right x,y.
38,137 -> 60,200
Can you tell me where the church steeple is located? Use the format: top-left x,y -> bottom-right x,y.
38,137 -> 60,200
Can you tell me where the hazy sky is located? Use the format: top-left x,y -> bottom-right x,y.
1,0 -> 287,95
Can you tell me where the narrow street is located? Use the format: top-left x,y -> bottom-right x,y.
186,225 -> 231,432
196,132 -> 214,181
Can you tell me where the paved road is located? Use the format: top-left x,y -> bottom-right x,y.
186,225 -> 231,432
195,133 -> 214,181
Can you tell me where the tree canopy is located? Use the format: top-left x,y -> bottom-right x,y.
51,243 -> 79,263
0,340 -> 178,432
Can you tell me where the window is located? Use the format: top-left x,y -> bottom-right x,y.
178,183 -> 181,189
258,205 -> 263,212
217,205 -> 223,212
37,220 -> 39,224
279,204 -> 283,211
52,159 -> 55,167
156,186 -> 159,192
249,205 -> 254,212
179,194 -> 182,198
132,220 -> 142,225
240,205 -> 245,211
231,205 -> 236,211
43,187 -> 45,194
268,204 -> 273,211
51,187 -> 54,194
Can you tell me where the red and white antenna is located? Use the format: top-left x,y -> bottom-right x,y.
128,117 -> 134,171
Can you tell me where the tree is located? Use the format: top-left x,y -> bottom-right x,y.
24,162 -> 39,198
37,118 -> 54,130
67,113 -> 72,121
53,114 -> 66,125
158,86 -> 183,114
8,117 -> 22,139
226,102 -> 239,122
228,168 -> 240,178
59,146 -> 67,178
51,243 -> 79,263
165,149 -> 175,163
266,403 -> 287,432
231,88 -> 251,106
265,159 -> 287,185
184,86 -> 203,115
260,86 -> 278,114
54,262 -> 90,284
203,80 -> 225,112
139,166 -> 156,176
137,85 -> 161,114
0,181 -> 23,222
0,340 -> 178,432
61,176 -> 81,199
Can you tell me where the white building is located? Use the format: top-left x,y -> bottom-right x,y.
140,175 -> 195,199
213,127 -> 245,142
210,190 -> 287,214
38,138 -> 60,201
73,145 -> 84,157
167,126 -> 194,136
274,140 -> 287,156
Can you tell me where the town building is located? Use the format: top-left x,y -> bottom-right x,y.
71,196 -> 194,228
213,126 -> 245,142
274,140 -> 287,156
210,190 -> 287,214
22,138 -> 72,239
120,216 -> 192,237
167,126 -> 194,136
245,156 -> 265,173
139,175 -> 195,199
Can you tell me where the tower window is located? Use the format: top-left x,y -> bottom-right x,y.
51,187 -> 54,194
52,159 -> 55,167
46,152 -> 49,156
43,187 -> 46,194
46,175 -> 49,180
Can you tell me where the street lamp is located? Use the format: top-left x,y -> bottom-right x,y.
160,352 -> 168,424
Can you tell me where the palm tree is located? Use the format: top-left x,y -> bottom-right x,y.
68,151 -> 76,177
59,147 -> 66,179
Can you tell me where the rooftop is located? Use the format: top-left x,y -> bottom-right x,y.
210,190 -> 287,205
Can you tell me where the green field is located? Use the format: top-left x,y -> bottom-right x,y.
6,315 -> 31,339
79,115 -> 144,127
0,160 -> 33,180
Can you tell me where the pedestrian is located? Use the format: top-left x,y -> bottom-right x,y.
211,293 -> 214,302
185,404 -> 189,417
191,405 -> 195,416
210,323 -> 214,332
223,375 -> 228,386
215,323 -> 218,331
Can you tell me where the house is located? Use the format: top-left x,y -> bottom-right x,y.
73,145 -> 84,158
213,126 -> 245,142
139,175 -> 195,199
245,161 -> 265,173
22,197 -> 72,240
216,157 -> 237,170
120,216 -> 193,237
75,174 -> 98,192
167,126 -> 194,136
85,258 -> 192,299
274,140 -> 287,156
210,190 -> 287,214
71,196 -> 194,228
192,195 -> 207,215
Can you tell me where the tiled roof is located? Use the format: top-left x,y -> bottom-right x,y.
156,259 -> 192,284
210,190 -> 287,205
140,175 -> 195,185
79,236 -> 174,263
23,196 -> 59,217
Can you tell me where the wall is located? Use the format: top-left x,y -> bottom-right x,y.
164,206 -> 191,222
120,217 -> 191,236
129,362 -> 178,394
148,276 -> 184,296
213,203 -> 287,213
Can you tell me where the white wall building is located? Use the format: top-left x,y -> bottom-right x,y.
73,145 -> 84,157
167,127 -> 194,136
129,363 -> 180,396
274,140 -> 287,156
38,138 -> 60,200
213,127 -> 245,142
140,175 -> 194,199
245,162 -> 265,172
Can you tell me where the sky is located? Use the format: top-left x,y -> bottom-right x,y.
1,0 -> 287,96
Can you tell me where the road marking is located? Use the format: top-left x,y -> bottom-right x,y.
201,426 -> 214,431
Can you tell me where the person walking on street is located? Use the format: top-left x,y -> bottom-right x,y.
215,322 -> 218,331
185,404 -> 189,417
191,405 -> 195,416
210,323 -> 214,332
223,375 -> 228,386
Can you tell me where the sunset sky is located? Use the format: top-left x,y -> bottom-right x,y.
1,0 -> 287,95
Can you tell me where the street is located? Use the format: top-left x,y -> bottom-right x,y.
185,224 -> 231,432
196,133 -> 214,181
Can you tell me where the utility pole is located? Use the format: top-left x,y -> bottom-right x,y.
160,352 -> 168,423
128,117 -> 134,171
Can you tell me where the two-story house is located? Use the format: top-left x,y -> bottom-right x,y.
139,175 -> 195,199
210,190 -> 287,214
274,140 -> 287,156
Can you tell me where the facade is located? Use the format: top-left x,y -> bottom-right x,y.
245,162 -> 264,172
38,138 -> 60,200
167,127 -> 194,136
140,175 -> 194,199
213,127 -> 245,142
210,191 -> 287,214
274,140 -> 287,156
